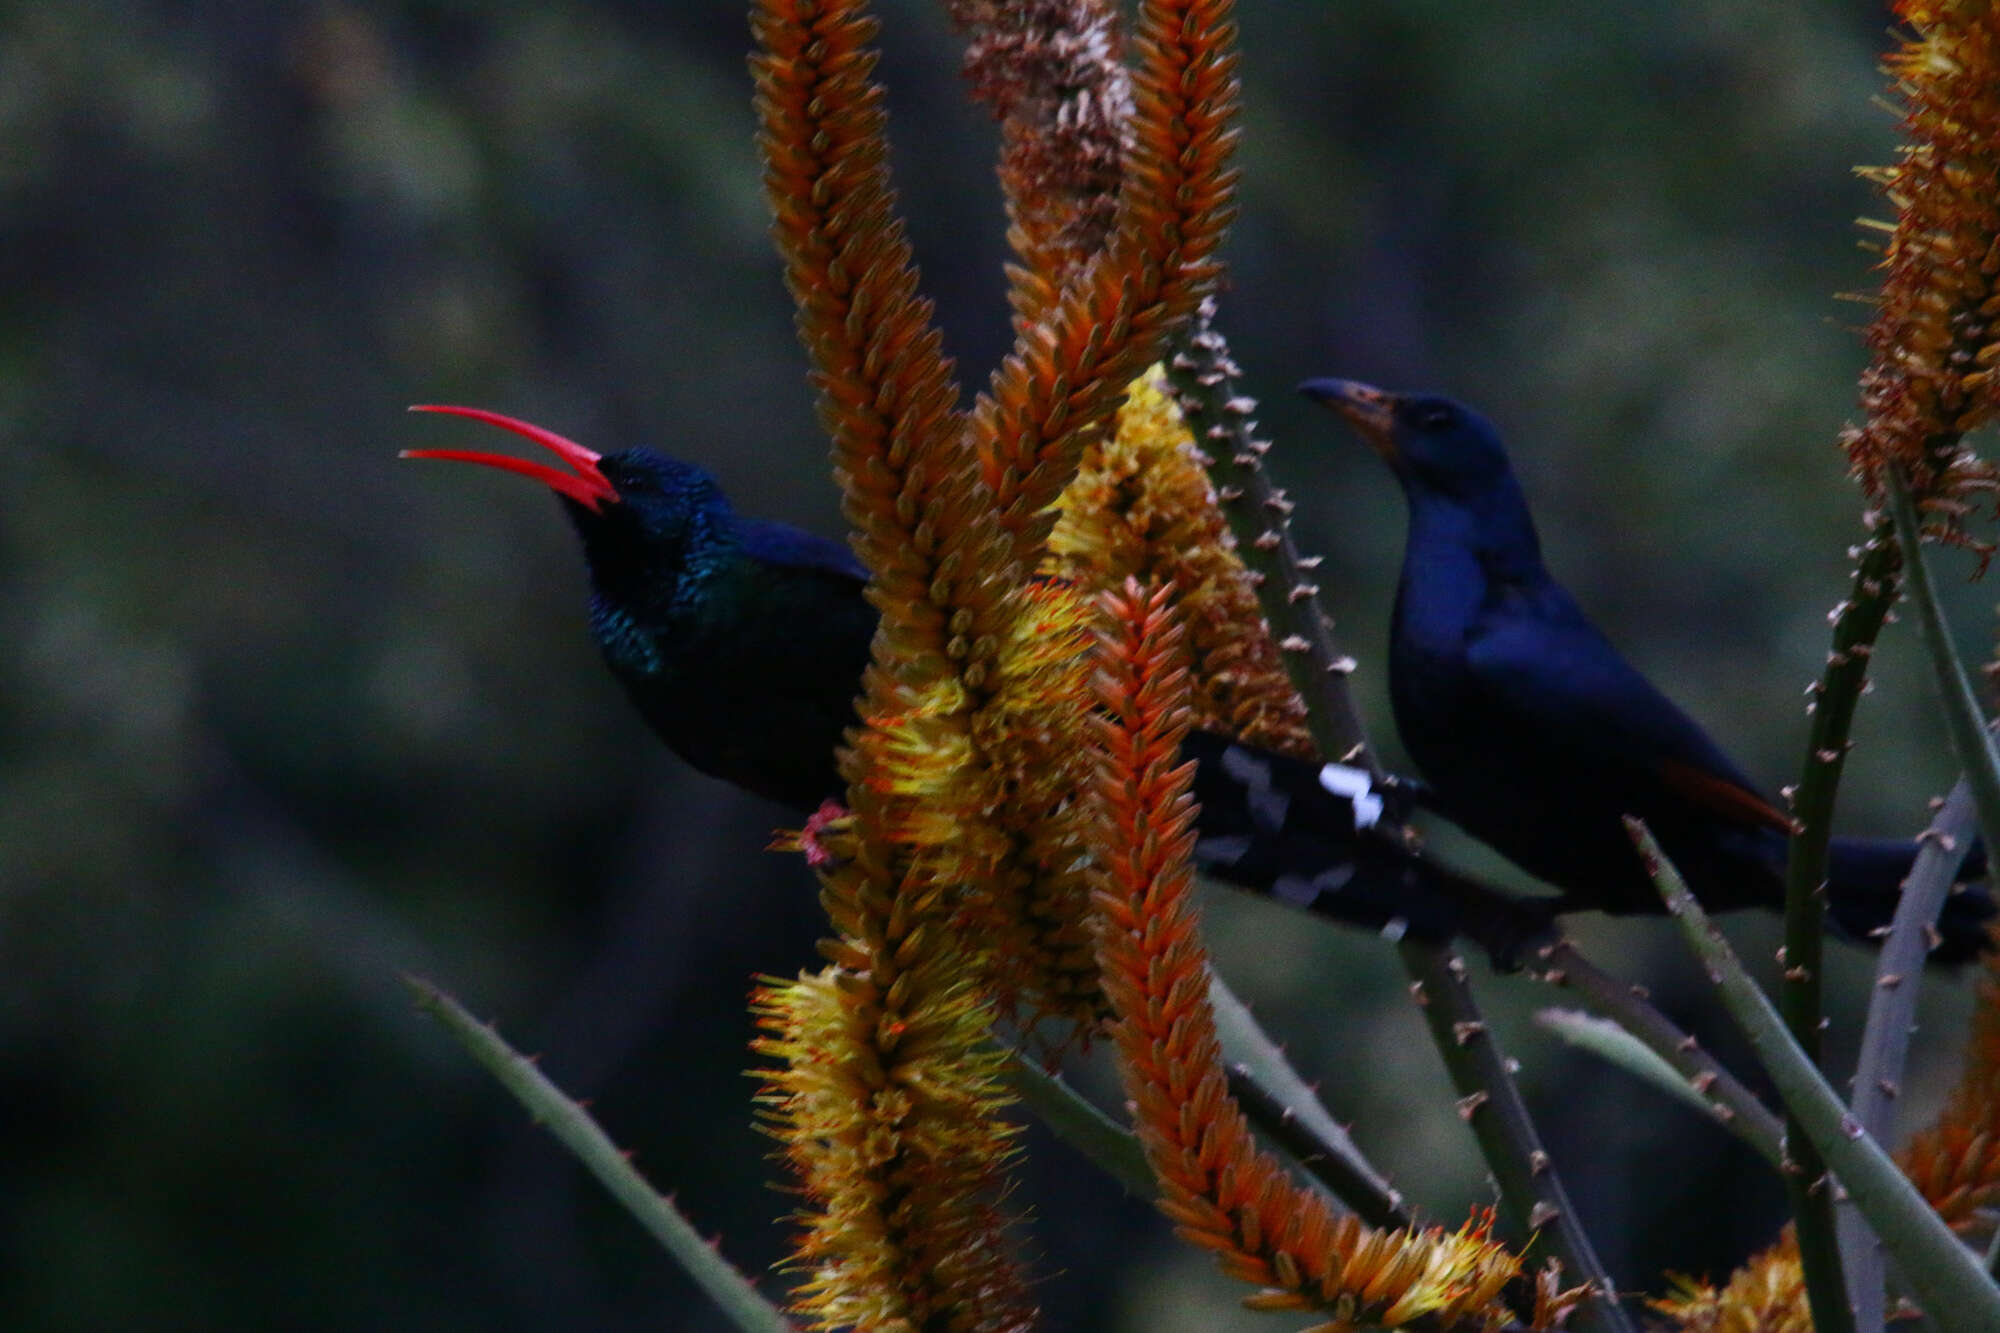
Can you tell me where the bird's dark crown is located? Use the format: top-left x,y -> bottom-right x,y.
566,449 -> 736,606
589,449 -> 723,515
1386,394 -> 1515,501
1298,378 -> 1516,503
1301,378 -> 1543,576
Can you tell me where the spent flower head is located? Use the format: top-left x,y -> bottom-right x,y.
1844,1 -> 2000,543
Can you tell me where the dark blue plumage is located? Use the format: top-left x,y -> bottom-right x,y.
404,401 -> 1988,962
403,405 -> 872,812
1303,377 -> 1994,960
564,452 -> 877,812
402,405 -> 1479,948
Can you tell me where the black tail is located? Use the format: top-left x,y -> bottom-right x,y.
1183,732 -> 1558,966
1826,836 -> 1995,965
1182,731 -> 1999,965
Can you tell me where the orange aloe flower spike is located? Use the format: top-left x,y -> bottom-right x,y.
972,0 -> 1244,563
748,1 -> 1040,1324
1089,581 -> 1538,1330
1844,2 -> 2000,543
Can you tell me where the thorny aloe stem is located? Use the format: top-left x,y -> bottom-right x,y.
1529,952 -> 1783,1172
1888,468 -> 2000,877
1861,468 -> 2000,1325
1534,1008 -> 1737,1123
1166,314 -> 1631,1333
1530,940 -> 1783,1169
1209,973 -> 1409,1230
996,1046 -> 1155,1196
1840,769 -> 1979,1327
1780,527 -> 1899,1333
1223,1065 -> 1415,1232
1166,297 -> 1372,769
407,977 -> 798,1333
1009,992 -> 1419,1230
1400,940 -> 1631,1333
1829,0 -> 2000,1306
1635,820 -> 2000,1333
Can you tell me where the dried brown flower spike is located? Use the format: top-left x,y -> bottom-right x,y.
1845,1 -> 2000,542
945,0 -> 1133,329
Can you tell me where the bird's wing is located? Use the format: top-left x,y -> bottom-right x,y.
735,520 -> 876,684
738,518 -> 870,583
1463,601 -> 1794,836
1650,758 -> 1797,834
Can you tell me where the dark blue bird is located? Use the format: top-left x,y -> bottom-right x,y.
403,405 -> 1491,945
1302,378 -> 1993,961
405,406 -> 876,812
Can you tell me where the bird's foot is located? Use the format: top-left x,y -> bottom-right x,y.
1464,894 -> 1562,974
770,798 -> 854,869
798,798 -> 852,869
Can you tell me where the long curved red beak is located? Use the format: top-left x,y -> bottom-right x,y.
402,405 -> 620,512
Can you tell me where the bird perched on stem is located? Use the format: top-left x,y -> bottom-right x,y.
1301,377 -> 1993,962
402,405 -> 1500,946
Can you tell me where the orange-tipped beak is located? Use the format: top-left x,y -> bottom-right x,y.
1299,378 -> 1400,464
402,405 -> 620,512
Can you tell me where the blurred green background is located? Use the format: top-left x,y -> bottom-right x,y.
5,2 -> 1994,1329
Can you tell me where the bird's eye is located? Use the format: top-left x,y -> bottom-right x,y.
1411,402 -> 1456,431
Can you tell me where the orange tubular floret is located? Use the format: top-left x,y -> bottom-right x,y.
754,0 -> 1111,1030
750,0 -> 987,607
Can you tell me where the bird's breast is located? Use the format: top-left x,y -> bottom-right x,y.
590,601 -> 672,680
1387,642 -> 1478,780
1386,552 -> 1487,749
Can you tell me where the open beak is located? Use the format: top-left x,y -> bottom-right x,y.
1299,378 -> 1400,465
402,405 -> 620,512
